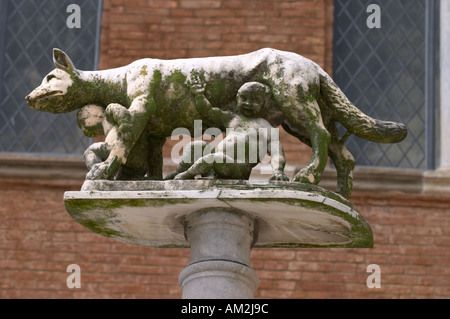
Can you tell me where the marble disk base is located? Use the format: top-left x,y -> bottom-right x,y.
64,180 -> 374,298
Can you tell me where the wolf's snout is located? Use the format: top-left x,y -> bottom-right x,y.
25,92 -> 38,108
25,94 -> 34,105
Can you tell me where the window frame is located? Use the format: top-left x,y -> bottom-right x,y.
332,0 -> 440,171
0,0 -> 103,156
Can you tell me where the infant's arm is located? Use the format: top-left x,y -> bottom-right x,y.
84,142 -> 110,170
188,76 -> 233,128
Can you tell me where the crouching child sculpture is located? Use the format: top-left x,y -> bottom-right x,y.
166,76 -> 289,182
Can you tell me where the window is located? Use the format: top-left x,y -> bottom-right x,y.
333,0 -> 440,170
0,0 -> 103,155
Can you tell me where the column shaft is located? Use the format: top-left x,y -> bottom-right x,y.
178,208 -> 259,299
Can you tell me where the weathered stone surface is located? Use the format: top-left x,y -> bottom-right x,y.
179,209 -> 259,299
27,48 -> 407,199
424,167 -> 450,194
179,260 -> 259,299
64,180 -> 373,248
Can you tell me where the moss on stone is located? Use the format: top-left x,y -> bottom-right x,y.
140,65 -> 148,77
72,74 -> 130,108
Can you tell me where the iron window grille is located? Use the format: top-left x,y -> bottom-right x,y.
333,0 -> 440,170
0,0 -> 103,156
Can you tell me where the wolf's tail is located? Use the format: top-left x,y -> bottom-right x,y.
319,72 -> 407,143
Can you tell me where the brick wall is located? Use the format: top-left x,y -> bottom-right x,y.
1,0 -> 449,300
1,180 -> 449,298
99,0 -> 336,166
100,0 -> 333,70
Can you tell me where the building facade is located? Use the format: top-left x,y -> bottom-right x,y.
0,0 -> 449,298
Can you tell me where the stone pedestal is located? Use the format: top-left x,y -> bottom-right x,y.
64,180 -> 374,299
179,209 -> 259,299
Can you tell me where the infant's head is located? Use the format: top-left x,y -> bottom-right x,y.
77,105 -> 105,137
236,82 -> 271,118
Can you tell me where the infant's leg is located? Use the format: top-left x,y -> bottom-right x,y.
174,153 -> 231,180
165,140 -> 209,180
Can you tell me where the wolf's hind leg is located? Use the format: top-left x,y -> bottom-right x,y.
286,99 -> 330,185
330,145 -> 354,199
327,126 -> 355,199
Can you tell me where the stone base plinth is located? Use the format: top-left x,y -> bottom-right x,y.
65,180 -> 373,248
64,180 -> 374,299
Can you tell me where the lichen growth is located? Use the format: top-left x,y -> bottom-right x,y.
140,65 -> 148,77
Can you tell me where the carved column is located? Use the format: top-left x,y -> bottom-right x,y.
178,208 -> 259,299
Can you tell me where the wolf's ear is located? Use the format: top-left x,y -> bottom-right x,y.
53,48 -> 76,73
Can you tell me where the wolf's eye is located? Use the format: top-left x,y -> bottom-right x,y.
46,75 -> 56,82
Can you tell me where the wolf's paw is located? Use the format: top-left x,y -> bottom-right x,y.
269,172 -> 289,182
292,167 -> 320,185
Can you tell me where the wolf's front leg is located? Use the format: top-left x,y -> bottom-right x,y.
92,95 -> 156,179
278,96 -> 330,185
292,104 -> 330,185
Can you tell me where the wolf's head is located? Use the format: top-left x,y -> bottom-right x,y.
26,49 -> 85,113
